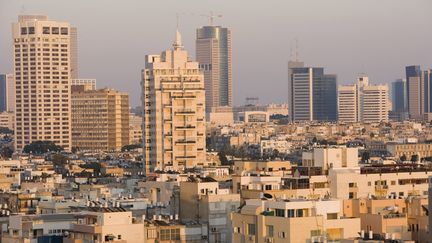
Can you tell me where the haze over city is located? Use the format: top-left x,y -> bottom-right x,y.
1,0 -> 431,106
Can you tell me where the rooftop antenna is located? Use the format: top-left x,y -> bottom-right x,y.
176,13 -> 180,29
295,38 -> 299,62
200,11 -> 223,26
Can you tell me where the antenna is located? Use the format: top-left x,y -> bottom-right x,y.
295,38 -> 299,62
176,13 -> 180,29
200,11 -> 223,26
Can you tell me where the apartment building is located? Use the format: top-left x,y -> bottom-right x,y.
302,146 -> 359,172
386,142 -> 432,161
329,166 -> 432,199
180,176 -> 240,243
0,74 -> 15,112
231,198 -> 360,243
71,78 -> 96,92
13,15 -> 75,151
141,30 -> 206,172
0,112 -> 15,130
71,88 -> 129,152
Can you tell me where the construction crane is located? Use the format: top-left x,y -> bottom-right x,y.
200,11 -> 222,26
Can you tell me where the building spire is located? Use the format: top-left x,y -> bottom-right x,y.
173,14 -> 183,50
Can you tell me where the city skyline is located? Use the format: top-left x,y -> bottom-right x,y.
1,0 -> 431,106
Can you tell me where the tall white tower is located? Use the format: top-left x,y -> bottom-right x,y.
141,30 -> 206,173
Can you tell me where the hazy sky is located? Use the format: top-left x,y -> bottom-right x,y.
1,0 -> 431,106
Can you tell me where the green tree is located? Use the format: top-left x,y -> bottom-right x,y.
121,144 -> 141,152
411,154 -> 419,163
0,146 -> 13,159
400,154 -> 407,162
0,127 -> 13,134
23,141 -> 63,154
51,153 -> 68,167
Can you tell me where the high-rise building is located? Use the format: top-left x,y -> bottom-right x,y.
70,27 -> 78,79
0,75 -> 7,112
142,30 -> 206,173
196,26 -> 232,113
391,79 -> 407,113
389,79 -> 408,121
13,15 -> 73,151
360,78 -> 389,123
337,85 -> 358,123
71,88 -> 129,152
405,65 -> 432,120
338,75 -> 389,123
0,74 -> 15,112
406,65 -> 424,120
288,66 -> 337,122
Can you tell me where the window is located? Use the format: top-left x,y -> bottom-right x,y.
296,209 -> 304,217
61,27 -> 68,35
43,27 -> 50,34
275,209 -> 285,217
266,225 -> 274,237
21,27 -> 27,34
247,224 -> 256,235
28,27 -> 35,34
349,192 -> 355,199
278,231 -> 286,238
327,213 -> 337,220
287,209 -> 295,218
311,230 -> 321,237
52,27 -> 59,34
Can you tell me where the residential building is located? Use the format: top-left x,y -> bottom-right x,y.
196,26 -> 232,113
231,198 -> 360,243
386,142 -> 432,161
0,112 -> 15,130
71,88 -> 129,152
180,176 -> 240,243
129,113 -> 142,145
13,15 -> 74,151
329,166 -> 432,200
302,146 -> 359,172
71,78 -> 96,92
288,66 -> 337,122
429,176 -> 432,238
141,30 -> 206,172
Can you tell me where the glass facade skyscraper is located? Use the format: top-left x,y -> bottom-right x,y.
0,74 -> 6,112
196,26 -> 232,113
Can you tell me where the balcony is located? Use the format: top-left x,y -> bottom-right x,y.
176,139 -> 196,145
175,126 -> 196,130
175,110 -> 195,115
72,223 -> 102,234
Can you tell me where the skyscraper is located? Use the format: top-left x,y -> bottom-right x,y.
406,65 -> 424,120
391,79 -> 407,113
0,74 -> 7,112
13,15 -> 73,151
423,69 -> 432,120
196,26 -> 232,113
288,66 -> 337,122
338,75 -> 389,123
142,30 -> 206,173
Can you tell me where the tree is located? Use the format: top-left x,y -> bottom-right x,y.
23,141 -> 63,154
0,127 -> 13,134
361,128 -> 366,134
411,154 -> 419,163
218,151 -> 230,165
0,146 -> 13,159
400,154 -> 407,162
51,153 -> 68,167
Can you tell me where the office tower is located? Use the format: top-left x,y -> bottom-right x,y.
337,85 -> 358,123
391,79 -> 407,112
389,79 -> 408,121
288,66 -> 337,122
71,88 -> 129,152
406,65 -> 424,120
70,27 -> 78,79
0,75 -> 6,112
338,75 -> 389,123
13,15 -> 73,151
0,74 -> 15,112
71,79 -> 96,92
196,26 -> 232,113
287,60 -> 304,118
423,69 -> 432,120
142,30 -> 206,173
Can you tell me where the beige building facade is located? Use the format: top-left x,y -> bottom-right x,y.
142,30 -> 206,172
71,88 -> 129,152
13,15 -> 74,151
